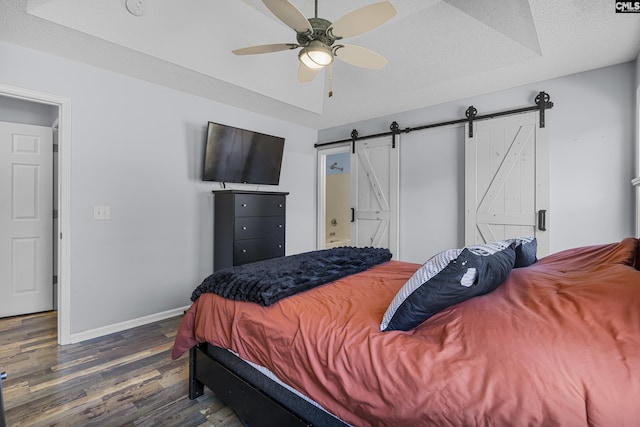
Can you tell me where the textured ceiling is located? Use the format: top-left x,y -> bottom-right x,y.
1,0 -> 639,130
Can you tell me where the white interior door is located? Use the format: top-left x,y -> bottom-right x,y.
0,121 -> 54,317
465,111 -> 549,255
351,135 -> 400,258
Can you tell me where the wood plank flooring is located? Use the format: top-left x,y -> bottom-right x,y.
0,311 -> 244,427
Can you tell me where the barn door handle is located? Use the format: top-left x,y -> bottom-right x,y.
351,208 -> 355,223
538,210 -> 547,231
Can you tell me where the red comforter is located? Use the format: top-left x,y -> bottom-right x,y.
173,238 -> 640,426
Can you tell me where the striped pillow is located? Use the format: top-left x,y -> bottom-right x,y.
380,241 -> 516,332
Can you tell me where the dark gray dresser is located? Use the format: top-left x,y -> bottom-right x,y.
213,190 -> 288,271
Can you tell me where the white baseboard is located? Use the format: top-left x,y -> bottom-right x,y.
66,305 -> 190,344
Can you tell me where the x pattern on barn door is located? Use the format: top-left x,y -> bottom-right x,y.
351,136 -> 399,259
465,111 -> 549,255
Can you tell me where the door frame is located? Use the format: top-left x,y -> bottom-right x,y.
316,143 -> 350,250
0,83 -> 72,345
634,86 -> 640,237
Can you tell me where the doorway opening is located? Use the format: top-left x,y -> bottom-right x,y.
325,152 -> 351,248
0,83 -> 71,345
0,119 -> 55,317
317,145 -> 351,249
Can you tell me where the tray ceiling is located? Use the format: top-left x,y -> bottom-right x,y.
1,0 -> 639,129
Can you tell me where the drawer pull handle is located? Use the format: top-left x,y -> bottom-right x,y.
277,244 -> 283,249
242,226 -> 247,230
277,224 -> 283,228
278,204 -> 283,208
241,249 -> 247,253
241,203 -> 247,208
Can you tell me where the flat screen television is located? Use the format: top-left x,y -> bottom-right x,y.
203,121 -> 285,185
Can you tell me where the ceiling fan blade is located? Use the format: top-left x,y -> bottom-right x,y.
298,63 -> 320,83
328,1 -> 397,39
334,44 -> 388,69
232,43 -> 298,55
263,0 -> 313,34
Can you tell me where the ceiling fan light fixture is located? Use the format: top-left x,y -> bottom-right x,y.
298,41 -> 333,70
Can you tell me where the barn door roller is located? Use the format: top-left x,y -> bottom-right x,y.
466,106 -> 478,138
535,91 -> 553,128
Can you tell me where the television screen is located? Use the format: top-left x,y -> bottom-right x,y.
203,121 -> 285,185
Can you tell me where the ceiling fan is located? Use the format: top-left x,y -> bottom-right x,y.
232,0 -> 397,86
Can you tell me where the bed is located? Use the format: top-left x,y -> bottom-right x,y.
172,238 -> 640,426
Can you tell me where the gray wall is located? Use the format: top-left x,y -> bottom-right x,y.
0,41 -> 318,335
320,62 -> 636,263
2,36 -> 636,336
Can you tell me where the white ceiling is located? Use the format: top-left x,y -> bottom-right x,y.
1,0 -> 639,130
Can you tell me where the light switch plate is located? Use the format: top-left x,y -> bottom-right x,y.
93,206 -> 111,220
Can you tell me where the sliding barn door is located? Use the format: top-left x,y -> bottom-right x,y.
351,136 -> 400,259
465,111 -> 549,255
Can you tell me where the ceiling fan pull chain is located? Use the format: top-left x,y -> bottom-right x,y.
328,64 -> 333,97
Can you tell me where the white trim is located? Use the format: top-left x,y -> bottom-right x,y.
316,144 -> 350,250
635,185 -> 640,238
390,135 -> 400,260
635,86 -> 640,237
0,83 -> 72,345
66,306 -> 190,344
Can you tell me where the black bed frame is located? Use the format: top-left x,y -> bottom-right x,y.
0,372 -> 6,427
189,343 -> 348,427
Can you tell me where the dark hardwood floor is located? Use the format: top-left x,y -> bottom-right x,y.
0,311 -> 244,427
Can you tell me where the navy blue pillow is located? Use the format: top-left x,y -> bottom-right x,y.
508,237 -> 538,268
380,241 -> 516,332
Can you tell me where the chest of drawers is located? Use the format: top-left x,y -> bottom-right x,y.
213,190 -> 288,271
